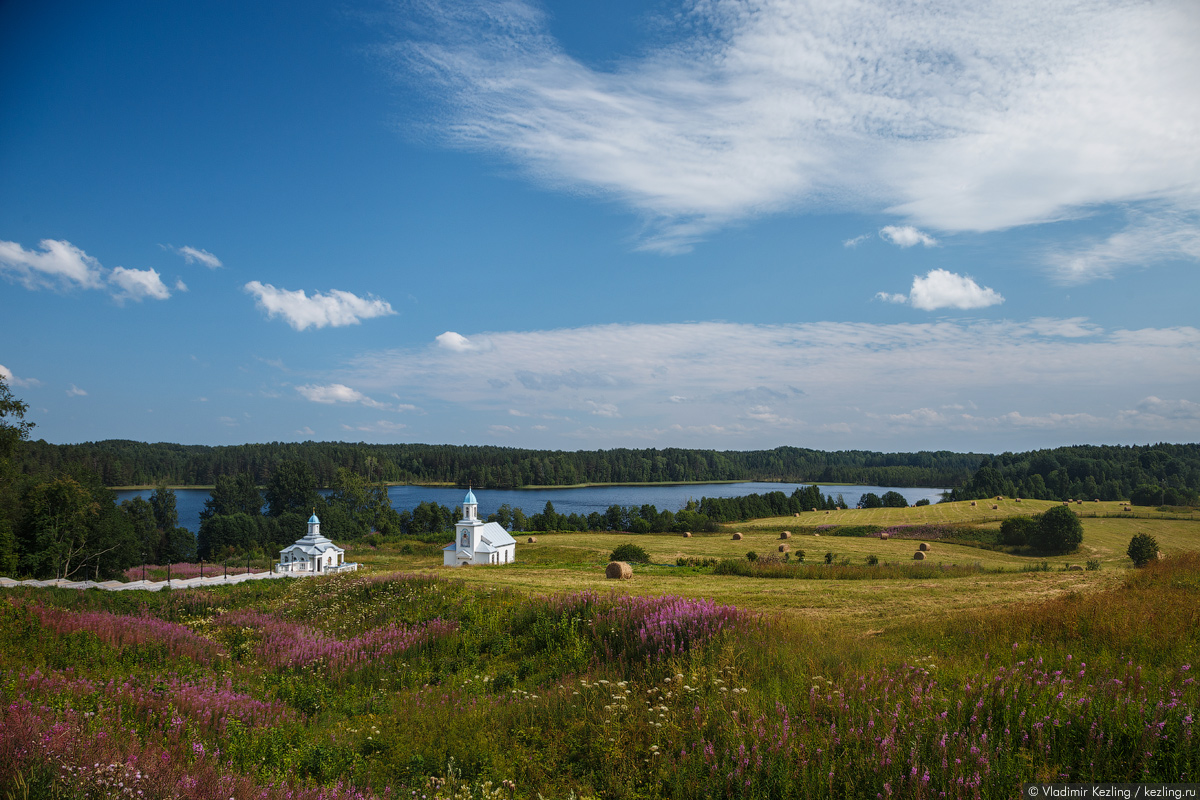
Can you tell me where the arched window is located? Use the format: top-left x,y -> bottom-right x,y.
461,531 -> 469,547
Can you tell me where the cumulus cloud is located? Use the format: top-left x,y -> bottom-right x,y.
0,238 -> 178,302
879,226 -> 938,248
109,267 -> 171,303
393,0 -> 1200,256
244,282 -> 396,330
0,364 -> 41,389
879,270 -> 1004,311
172,246 -> 223,269
341,319 -> 1200,449
0,239 -> 105,290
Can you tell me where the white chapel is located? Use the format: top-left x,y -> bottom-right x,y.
442,489 -> 517,567
278,513 -> 357,574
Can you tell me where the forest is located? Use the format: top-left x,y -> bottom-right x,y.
13,439 -> 981,489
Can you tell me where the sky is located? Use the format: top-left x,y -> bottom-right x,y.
1,0 -> 1198,454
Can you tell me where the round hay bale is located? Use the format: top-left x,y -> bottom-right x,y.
778,543 -> 790,553
919,542 -> 932,552
1062,501 -> 1070,506
526,536 -> 537,543
991,504 -> 999,510
811,507 -> 818,513
1076,500 -> 1083,505
606,561 -> 633,580
913,550 -> 926,561
1156,551 -> 1164,560
731,532 -> 743,540
880,532 -> 890,540
825,510 -> 831,515
996,495 -> 1004,501
780,531 -> 792,539
1015,498 -> 1022,503
681,531 -> 692,538
794,512 -> 801,517
1067,564 -> 1084,571
970,501 -> 977,506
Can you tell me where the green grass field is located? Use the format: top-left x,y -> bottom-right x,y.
4,500 -> 1197,799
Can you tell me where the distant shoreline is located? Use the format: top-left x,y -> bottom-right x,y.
108,479 -> 894,492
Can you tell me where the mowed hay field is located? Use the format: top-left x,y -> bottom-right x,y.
348,500 -> 1200,628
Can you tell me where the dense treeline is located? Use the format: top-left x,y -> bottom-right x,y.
947,443 -> 1200,505
14,439 -> 981,489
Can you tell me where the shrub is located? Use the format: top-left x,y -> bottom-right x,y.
745,551 -> 758,562
1085,558 -> 1101,571
866,554 -> 879,566
881,491 -> 908,508
914,498 -> 931,507
1029,506 -> 1083,554
609,543 -> 650,564
824,551 -> 834,565
999,516 -> 1037,546
1127,533 -> 1159,567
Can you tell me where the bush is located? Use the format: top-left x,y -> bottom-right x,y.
824,551 -> 834,565
1085,558 -> 1101,571
914,498 -> 931,506
609,543 -> 650,564
1029,506 -> 1083,554
881,491 -> 908,508
1127,533 -> 1159,567
746,551 -> 758,562
866,554 -> 879,566
999,516 -> 1037,546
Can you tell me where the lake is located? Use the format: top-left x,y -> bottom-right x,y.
116,482 -> 948,534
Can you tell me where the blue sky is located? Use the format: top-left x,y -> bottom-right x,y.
2,0 -> 1198,453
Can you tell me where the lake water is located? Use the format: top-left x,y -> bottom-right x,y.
116,482 -> 948,534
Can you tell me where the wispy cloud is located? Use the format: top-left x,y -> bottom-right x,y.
295,383 -> 394,411
245,282 -> 396,330
342,319 -> 1200,449
392,0 -> 1200,256
66,384 -> 87,397
1045,209 -> 1200,283
170,245 -> 223,269
875,269 -> 1004,311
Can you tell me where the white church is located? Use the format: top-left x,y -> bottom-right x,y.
442,489 -> 517,567
277,513 -> 358,574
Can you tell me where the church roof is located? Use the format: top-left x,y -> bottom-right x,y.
464,488 -> 477,505
308,513 -> 320,524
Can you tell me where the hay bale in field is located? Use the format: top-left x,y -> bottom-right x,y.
913,551 -> 926,561
825,510 -> 831,515
991,504 -> 999,510
919,542 -> 932,552
526,536 -> 537,543
794,512 -> 801,517
606,561 -> 633,580
780,531 -> 792,539
1015,498 -> 1022,503
1063,501 -> 1070,506
1067,564 -> 1084,571
996,495 -> 1004,501
681,531 -> 692,538
1094,498 -> 1100,502
778,543 -> 790,553
880,532 -> 890,540
1156,551 -> 1164,561
732,532 -> 743,540
1076,500 -> 1083,505
812,507 -> 818,513
970,501 -> 977,506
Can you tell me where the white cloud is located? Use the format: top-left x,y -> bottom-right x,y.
436,331 -> 493,352
342,319 -> 1200,449
173,246 -> 223,269
875,292 -> 908,304
843,234 -> 872,248
908,270 -> 1004,311
489,424 -> 517,434
244,282 -> 396,330
296,383 -> 392,410
1045,210 -> 1200,283
66,384 -> 87,397
341,420 -> 408,433
175,279 -> 188,292
0,364 -> 41,389
109,267 -> 171,303
393,0 -> 1200,254
0,239 -> 104,290
879,226 -> 938,248
297,426 -> 316,436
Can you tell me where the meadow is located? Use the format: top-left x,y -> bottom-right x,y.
1,501 -> 1197,799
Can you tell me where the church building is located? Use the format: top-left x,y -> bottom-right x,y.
442,489 -> 517,567
278,513 -> 357,574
